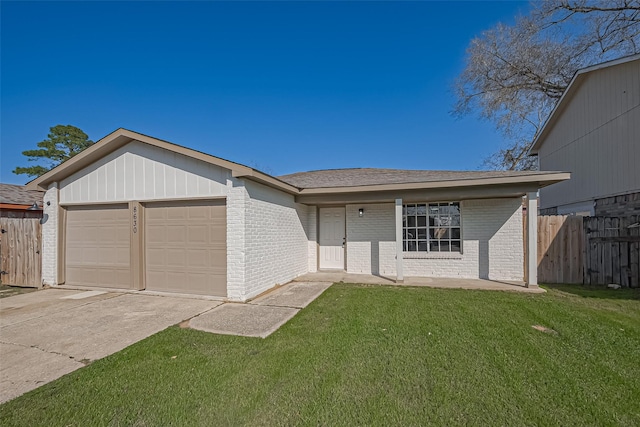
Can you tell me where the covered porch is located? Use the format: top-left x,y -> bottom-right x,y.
294,272 -> 545,293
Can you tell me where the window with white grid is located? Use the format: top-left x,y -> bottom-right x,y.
402,202 -> 461,252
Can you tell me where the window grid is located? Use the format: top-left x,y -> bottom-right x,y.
403,202 -> 461,253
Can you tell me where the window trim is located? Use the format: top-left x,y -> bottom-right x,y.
402,201 -> 463,254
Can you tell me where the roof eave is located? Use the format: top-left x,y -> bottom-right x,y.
232,170 -> 300,194
297,172 -> 571,195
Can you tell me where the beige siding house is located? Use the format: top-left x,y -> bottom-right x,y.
28,129 -> 568,300
530,54 -> 640,216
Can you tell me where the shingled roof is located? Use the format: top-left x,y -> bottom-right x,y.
0,183 -> 44,206
278,168 -> 558,189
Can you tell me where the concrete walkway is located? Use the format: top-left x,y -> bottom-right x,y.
0,282 -> 332,403
294,272 -> 545,293
0,290 -> 220,403
188,282 -> 332,338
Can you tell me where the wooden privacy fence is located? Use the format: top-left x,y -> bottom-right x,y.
537,215 -> 584,284
0,217 -> 42,287
537,214 -> 640,287
583,215 -> 640,287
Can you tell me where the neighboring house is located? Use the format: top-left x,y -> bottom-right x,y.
0,184 -> 44,287
27,129 -> 568,301
0,183 -> 44,218
530,54 -> 640,216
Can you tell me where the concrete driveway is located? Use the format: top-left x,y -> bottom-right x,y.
0,289 -> 220,403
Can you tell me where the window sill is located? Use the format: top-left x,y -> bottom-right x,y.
403,252 -> 463,260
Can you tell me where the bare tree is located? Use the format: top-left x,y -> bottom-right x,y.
454,0 -> 640,170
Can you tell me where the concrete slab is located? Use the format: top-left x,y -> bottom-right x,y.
251,282 -> 332,308
0,289 -> 121,328
61,290 -> 107,300
189,304 -> 299,338
0,342 -> 83,404
295,272 -> 545,293
2,294 -> 221,362
0,291 -> 221,403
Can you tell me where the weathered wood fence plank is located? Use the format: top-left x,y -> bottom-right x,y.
537,215 -> 584,284
537,214 -> 639,287
0,217 -> 42,287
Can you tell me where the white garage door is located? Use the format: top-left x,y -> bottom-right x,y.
65,204 -> 131,289
144,200 -> 226,297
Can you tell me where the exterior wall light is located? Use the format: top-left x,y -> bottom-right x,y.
358,208 -> 364,217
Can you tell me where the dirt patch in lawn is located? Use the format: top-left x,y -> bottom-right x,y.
532,324 -> 558,334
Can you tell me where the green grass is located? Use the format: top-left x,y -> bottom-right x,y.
2,284 -> 639,426
0,285 -> 37,299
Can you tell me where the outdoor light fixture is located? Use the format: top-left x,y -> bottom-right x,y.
358,208 -> 364,217
27,202 -> 39,211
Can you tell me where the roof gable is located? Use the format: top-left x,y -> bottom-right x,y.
26,128 -> 569,197
26,128 -> 299,194
530,53 -> 640,154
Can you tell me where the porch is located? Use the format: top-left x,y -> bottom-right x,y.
295,272 -> 545,293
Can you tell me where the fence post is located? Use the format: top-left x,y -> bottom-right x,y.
526,192 -> 538,287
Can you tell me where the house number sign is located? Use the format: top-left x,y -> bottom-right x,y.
132,206 -> 138,234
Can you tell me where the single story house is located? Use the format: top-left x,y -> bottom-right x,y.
0,183 -> 44,218
27,129 -> 569,301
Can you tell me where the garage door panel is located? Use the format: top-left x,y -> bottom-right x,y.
145,200 -> 226,297
146,225 -> 166,243
166,250 -> 186,268
145,248 -> 165,266
187,226 -> 208,243
187,206 -> 209,219
167,225 -> 187,243
65,205 -> 131,289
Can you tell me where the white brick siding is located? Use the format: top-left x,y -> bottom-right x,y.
346,204 -> 396,275
238,180 -> 310,301
41,183 -> 59,286
344,198 -> 524,281
225,178 -> 248,301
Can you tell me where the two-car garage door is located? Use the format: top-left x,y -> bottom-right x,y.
65,200 -> 226,296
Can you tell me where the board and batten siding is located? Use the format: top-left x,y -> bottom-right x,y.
60,141 -> 231,204
538,59 -> 640,211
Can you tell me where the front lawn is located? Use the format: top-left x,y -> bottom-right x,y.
2,284 -> 639,426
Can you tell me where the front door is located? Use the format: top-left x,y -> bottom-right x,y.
319,207 -> 345,270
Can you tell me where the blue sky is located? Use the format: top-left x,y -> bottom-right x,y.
1,1 -> 528,185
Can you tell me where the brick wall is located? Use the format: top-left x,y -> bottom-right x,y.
41,183 -> 58,285
238,180 -> 310,301
595,191 -> 640,216
345,204 -> 396,275
225,178 -> 248,301
344,198 -> 524,281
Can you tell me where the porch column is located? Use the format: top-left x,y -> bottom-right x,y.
525,192 -> 538,287
395,198 -> 404,283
